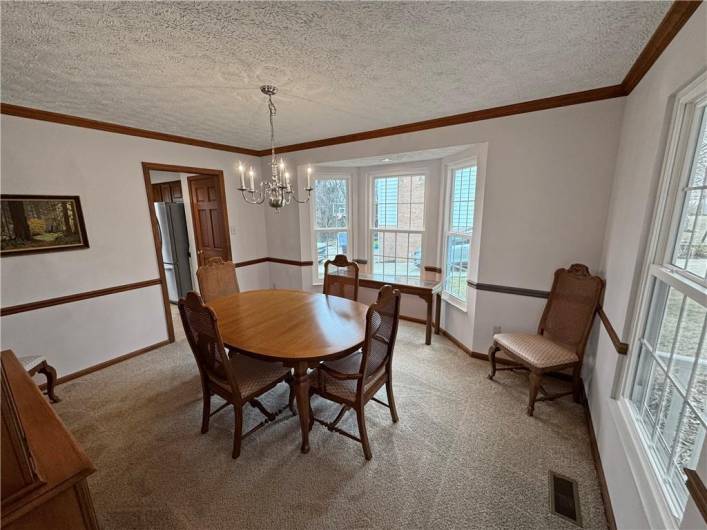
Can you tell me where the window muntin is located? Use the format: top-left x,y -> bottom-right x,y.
313,178 -> 350,281
628,103 -> 707,515
444,165 -> 477,301
371,175 -> 425,278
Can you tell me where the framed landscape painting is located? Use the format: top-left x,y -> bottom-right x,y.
1,195 -> 89,256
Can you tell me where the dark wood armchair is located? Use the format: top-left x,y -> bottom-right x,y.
323,254 -> 359,301
196,257 -> 239,303
178,291 -> 294,458
488,264 -> 604,416
309,285 -> 401,460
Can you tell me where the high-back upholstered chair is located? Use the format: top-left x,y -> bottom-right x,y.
178,292 -> 294,458
309,285 -> 401,459
323,254 -> 359,301
488,264 -> 604,416
196,257 -> 239,303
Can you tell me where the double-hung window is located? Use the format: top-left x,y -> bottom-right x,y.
444,164 -> 477,302
312,176 -> 350,282
371,174 -> 425,278
627,82 -> 707,516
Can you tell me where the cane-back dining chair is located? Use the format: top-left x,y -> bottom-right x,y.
196,257 -> 239,303
323,254 -> 359,301
178,291 -> 294,458
309,285 -> 401,460
488,264 -> 604,416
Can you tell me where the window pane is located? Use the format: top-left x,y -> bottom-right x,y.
631,344 -> 656,412
655,381 -> 685,470
445,235 -> 469,301
450,166 -> 476,233
672,108 -> 707,277
316,230 -> 348,278
314,179 -> 348,229
688,339 -> 707,423
371,175 -> 425,279
668,299 -> 706,392
373,175 -> 425,230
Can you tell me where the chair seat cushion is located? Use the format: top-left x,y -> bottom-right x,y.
210,354 -> 290,400
19,355 -> 45,371
494,333 -> 578,369
311,352 -> 385,403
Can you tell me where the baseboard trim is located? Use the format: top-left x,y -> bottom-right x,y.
583,391 -> 618,530
44,339 -> 171,387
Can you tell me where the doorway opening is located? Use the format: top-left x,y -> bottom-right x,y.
141,162 -> 232,343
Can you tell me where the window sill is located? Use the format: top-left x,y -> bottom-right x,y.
442,292 -> 467,313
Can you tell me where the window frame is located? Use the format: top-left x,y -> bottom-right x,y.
441,159 -> 479,310
367,168 -> 429,279
309,172 -> 353,285
618,71 -> 707,525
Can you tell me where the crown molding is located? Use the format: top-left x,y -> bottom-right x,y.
0,103 -> 261,156
1,1 -> 700,156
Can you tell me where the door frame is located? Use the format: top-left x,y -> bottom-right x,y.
140,162 -> 232,343
186,173 -> 233,267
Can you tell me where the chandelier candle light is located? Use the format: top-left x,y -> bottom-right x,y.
237,85 -> 313,212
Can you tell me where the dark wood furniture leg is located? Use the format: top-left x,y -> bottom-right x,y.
424,294 -> 432,345
293,362 -> 311,454
435,292 -> 441,335
31,361 -> 60,403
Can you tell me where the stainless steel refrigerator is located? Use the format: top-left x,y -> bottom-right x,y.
154,202 -> 193,302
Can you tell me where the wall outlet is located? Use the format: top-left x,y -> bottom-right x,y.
272,283 -> 277,289
493,325 -> 502,335
229,225 -> 237,235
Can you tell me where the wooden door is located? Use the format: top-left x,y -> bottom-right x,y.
188,174 -> 230,266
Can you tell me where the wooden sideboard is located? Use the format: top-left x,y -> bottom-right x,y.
1,349 -> 99,529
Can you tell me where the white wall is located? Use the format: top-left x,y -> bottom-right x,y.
587,5 -> 707,529
0,116 -> 269,376
261,97 -> 624,352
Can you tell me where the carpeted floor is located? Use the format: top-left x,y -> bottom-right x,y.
55,322 -> 608,529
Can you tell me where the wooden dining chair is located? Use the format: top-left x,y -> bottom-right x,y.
309,285 -> 401,460
196,257 -> 239,303
488,264 -> 605,416
323,254 -> 359,301
178,291 -> 295,458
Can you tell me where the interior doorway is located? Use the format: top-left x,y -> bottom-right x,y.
140,162 -> 232,343
187,174 -> 232,266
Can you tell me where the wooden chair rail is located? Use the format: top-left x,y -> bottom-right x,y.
685,468 -> 707,524
597,306 -> 628,355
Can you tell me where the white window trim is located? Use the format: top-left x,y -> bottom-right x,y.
309,171 -> 353,286
613,70 -> 707,527
441,158 -> 479,311
367,169 -> 429,278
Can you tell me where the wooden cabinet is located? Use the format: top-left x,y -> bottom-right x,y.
1,350 -> 99,530
152,180 -> 183,204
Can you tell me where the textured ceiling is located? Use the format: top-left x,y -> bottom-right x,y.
321,146 -> 471,167
1,2 -> 669,150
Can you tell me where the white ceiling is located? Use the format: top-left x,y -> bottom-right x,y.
320,146 -> 472,168
1,2 -> 670,150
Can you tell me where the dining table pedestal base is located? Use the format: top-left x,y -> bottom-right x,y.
292,361 -> 311,454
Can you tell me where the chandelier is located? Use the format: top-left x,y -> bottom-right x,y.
237,85 -> 312,212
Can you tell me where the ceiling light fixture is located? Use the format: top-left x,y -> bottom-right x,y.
237,85 -> 312,212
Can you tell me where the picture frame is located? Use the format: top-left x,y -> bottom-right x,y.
0,194 -> 89,256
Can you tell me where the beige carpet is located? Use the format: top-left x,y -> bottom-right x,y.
55,322 -> 608,529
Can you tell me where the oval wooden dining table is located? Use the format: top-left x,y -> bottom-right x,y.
208,289 -> 369,453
